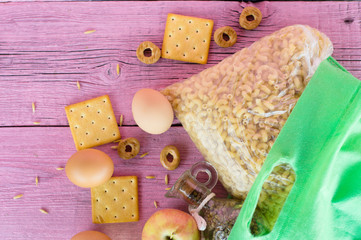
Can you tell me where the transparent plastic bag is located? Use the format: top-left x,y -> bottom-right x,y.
163,25 -> 333,199
250,163 -> 296,234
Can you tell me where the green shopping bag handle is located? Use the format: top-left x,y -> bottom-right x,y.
229,57 -> 361,239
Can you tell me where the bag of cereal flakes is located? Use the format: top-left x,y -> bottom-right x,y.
162,25 -> 333,200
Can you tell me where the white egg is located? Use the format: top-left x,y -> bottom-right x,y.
132,88 -> 174,134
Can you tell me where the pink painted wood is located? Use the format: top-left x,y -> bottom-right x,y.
0,1 -> 361,240
0,126 -> 228,239
0,1 -> 360,126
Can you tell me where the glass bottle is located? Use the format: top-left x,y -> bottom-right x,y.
165,161 -> 268,240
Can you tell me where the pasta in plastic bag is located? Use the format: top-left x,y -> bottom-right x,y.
162,25 -> 333,199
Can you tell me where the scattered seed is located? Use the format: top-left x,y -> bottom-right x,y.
154,200 -> 158,208
113,139 -> 121,143
56,167 -> 64,170
76,81 -> 81,90
35,176 -> 39,186
111,146 -> 118,150
165,174 -> 169,185
146,176 -> 155,179
33,122 -> 40,125
119,114 -> 123,126
165,187 -> 171,191
39,209 -> 48,214
32,102 -> 36,113
116,64 -> 120,76
13,194 -> 23,200
140,152 -> 149,158
84,30 -> 96,34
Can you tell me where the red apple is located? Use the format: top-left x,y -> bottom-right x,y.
142,209 -> 200,240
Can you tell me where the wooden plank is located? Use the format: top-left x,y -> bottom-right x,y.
0,1 -> 360,126
0,126 -> 228,239
1,1 -> 361,239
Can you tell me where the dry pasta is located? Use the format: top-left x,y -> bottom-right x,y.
162,25 -> 333,200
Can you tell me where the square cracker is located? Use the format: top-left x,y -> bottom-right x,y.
65,95 -> 120,150
162,13 -> 214,64
91,176 -> 139,224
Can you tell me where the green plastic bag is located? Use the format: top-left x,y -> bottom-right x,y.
229,57 -> 361,240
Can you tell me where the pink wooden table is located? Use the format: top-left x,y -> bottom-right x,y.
1,1 -> 360,239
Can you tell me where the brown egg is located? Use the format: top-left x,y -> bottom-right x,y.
65,149 -> 114,188
71,230 -> 111,240
132,88 -> 174,134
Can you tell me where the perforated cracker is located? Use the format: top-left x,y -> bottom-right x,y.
65,95 -> 121,150
162,13 -> 214,64
91,176 -> 139,224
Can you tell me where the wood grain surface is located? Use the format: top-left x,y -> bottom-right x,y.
1,1 -> 360,127
0,1 -> 361,239
0,126 -> 228,239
